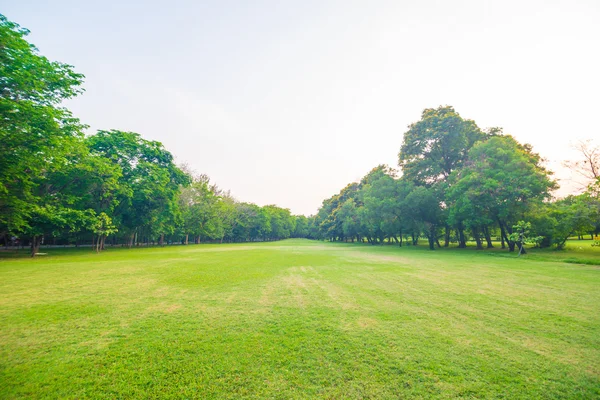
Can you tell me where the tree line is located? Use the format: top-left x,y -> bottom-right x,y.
0,15 -> 306,256
2,14 -> 599,257
310,106 -> 600,251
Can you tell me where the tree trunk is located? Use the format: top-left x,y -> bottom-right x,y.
457,224 -> 466,248
473,227 -> 483,250
503,222 -> 515,252
499,220 -> 506,249
128,233 -> 134,248
444,225 -> 450,247
427,226 -> 436,250
483,226 -> 494,248
30,235 -> 41,257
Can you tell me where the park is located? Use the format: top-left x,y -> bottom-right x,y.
2,4 -> 600,399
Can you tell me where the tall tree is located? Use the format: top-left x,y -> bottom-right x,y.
403,186 -> 444,250
0,14 -> 86,240
87,130 -> 190,246
398,106 -> 487,247
24,141 -> 122,254
398,106 -> 485,186
447,135 -> 557,251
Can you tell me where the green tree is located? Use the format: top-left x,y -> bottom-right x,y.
24,141 -> 123,255
92,212 -> 118,252
447,135 -> 556,251
87,130 -> 190,246
550,194 -> 599,249
336,199 -> 360,242
179,174 -> 220,244
404,186 -> 444,250
292,215 -> 309,238
399,106 -> 485,186
0,14 -> 86,241
398,106 -> 487,247
360,169 -> 408,245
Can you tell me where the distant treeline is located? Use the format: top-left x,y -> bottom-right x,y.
2,15 -> 599,257
308,106 -> 600,251
0,15 -> 307,256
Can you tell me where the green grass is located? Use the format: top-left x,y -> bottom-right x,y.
1,239 -> 599,399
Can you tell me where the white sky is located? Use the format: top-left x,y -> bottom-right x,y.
5,0 -> 600,215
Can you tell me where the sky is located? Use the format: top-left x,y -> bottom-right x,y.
4,0 -> 600,215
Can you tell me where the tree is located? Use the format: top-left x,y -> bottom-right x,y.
447,135 -> 557,251
564,139 -> 599,191
214,193 -> 237,243
359,169 -> 410,245
550,194 -> 599,249
507,221 -> 543,255
404,186 -> 444,250
92,212 -> 118,252
398,106 -> 485,186
24,140 -> 123,255
179,174 -> 220,244
336,199 -> 360,242
292,215 -> 309,238
0,14 -> 86,242
398,106 -> 487,247
263,205 -> 295,240
87,130 -> 190,246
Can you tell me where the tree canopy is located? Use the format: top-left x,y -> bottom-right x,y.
0,14 -> 307,255
2,14 -> 598,256
312,107 -> 597,252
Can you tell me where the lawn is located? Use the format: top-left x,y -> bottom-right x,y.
1,239 -> 599,399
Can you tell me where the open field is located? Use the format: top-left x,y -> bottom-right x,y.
1,239 -> 599,399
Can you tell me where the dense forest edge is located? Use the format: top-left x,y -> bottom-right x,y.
1,14 -> 599,257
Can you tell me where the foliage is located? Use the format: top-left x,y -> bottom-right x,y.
550,193 -> 599,249
0,13 -> 86,239
2,12 -> 598,257
91,212 -> 118,252
398,106 -> 485,186
507,221 -> 543,254
87,130 -> 190,245
315,110 -> 581,254
0,14 -> 307,253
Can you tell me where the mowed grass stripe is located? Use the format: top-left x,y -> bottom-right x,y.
0,239 -> 598,398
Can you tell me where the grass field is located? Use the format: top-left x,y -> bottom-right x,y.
1,239 -> 599,399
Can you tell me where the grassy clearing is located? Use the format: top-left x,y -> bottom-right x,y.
1,239 -> 599,399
